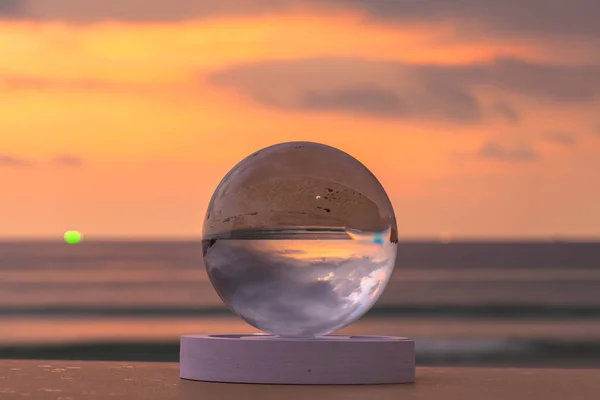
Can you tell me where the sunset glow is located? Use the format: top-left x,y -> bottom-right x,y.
1,1 -> 599,239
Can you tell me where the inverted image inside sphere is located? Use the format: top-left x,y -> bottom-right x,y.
202,142 -> 398,337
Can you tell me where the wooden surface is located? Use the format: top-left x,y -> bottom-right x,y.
180,334 -> 415,384
1,359 -> 599,400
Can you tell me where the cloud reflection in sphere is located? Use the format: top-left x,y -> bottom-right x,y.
202,142 -> 398,337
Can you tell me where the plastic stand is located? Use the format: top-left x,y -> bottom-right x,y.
180,334 -> 415,385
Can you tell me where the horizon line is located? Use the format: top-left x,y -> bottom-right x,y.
0,235 -> 599,243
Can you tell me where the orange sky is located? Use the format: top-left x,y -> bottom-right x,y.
1,1 -> 599,239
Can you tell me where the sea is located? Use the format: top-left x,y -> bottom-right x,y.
1,240 -> 600,368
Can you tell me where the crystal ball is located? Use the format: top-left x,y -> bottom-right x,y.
202,142 -> 398,337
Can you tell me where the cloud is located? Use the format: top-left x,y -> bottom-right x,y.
4,0 -> 599,41
412,57 -> 600,102
210,57 -> 484,122
2,0 -> 292,22
208,57 -> 600,121
0,0 -> 21,15
541,131 -> 577,146
298,86 -> 404,117
327,0 -> 600,38
492,102 -> 520,123
53,154 -> 84,167
0,154 -> 84,167
0,154 -> 34,167
0,76 -> 132,92
479,142 -> 538,162
297,84 -> 480,122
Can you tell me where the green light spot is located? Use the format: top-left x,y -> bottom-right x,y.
64,230 -> 82,244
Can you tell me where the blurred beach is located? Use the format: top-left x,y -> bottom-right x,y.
1,240 -> 600,368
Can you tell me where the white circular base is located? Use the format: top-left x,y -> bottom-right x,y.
180,334 -> 415,385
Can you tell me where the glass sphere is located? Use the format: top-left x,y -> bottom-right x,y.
202,142 -> 398,337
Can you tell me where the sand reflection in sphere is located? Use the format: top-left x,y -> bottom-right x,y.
202,142 -> 398,337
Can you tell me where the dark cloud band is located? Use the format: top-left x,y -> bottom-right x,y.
0,0 -> 21,15
541,131 -> 577,146
479,142 -> 538,162
208,56 -> 600,122
0,154 -> 84,167
2,0 -> 599,39
0,154 -> 34,167
334,0 -> 600,37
